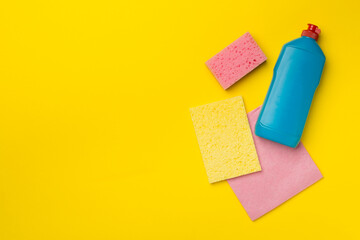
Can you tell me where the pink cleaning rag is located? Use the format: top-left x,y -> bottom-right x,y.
227,107 -> 323,221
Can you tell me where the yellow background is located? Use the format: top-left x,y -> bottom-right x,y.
0,0 -> 359,239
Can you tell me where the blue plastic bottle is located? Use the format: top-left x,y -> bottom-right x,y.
255,24 -> 325,148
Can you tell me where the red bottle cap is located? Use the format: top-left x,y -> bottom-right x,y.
301,24 -> 321,41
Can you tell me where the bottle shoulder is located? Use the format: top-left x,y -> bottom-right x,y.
283,37 -> 325,59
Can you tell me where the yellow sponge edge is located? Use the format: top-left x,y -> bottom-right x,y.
190,96 -> 261,183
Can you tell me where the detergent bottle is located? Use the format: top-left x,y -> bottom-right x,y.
255,24 -> 325,148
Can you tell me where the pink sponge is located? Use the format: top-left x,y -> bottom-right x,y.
206,32 -> 267,89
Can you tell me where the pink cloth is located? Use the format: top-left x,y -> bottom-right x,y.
227,107 -> 323,221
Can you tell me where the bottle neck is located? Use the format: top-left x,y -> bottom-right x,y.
301,36 -> 316,40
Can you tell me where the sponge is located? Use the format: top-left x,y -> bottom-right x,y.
206,32 -> 266,89
190,96 -> 261,183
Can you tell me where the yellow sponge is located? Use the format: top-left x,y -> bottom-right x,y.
190,96 -> 261,183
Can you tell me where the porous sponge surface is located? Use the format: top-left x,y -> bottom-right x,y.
190,96 -> 261,183
206,32 -> 267,89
